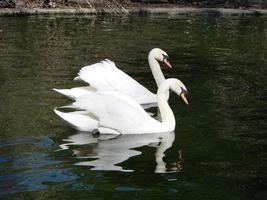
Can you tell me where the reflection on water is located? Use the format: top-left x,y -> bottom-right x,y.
0,14 -> 266,200
58,132 -> 180,173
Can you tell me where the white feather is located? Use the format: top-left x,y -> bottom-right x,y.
54,79 -> 187,134
53,86 -> 96,100
54,109 -> 98,132
53,48 -> 170,105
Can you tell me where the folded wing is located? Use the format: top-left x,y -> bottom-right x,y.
73,91 -> 161,134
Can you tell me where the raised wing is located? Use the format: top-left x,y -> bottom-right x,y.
76,60 -> 157,104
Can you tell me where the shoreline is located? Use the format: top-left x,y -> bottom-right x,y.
1,7 -> 267,16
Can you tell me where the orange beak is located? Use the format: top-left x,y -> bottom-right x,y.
163,58 -> 172,68
181,93 -> 189,105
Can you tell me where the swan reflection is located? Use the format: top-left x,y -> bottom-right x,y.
58,132 -> 181,173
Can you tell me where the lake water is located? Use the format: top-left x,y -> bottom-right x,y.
0,14 -> 266,200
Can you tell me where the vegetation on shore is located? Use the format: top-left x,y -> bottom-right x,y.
1,0 -> 267,10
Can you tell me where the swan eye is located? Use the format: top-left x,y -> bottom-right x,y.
180,87 -> 188,95
162,54 -> 168,61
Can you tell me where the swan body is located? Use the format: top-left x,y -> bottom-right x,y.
54,78 -> 188,134
53,48 -> 171,105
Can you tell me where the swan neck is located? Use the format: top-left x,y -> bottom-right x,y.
157,83 -> 175,129
148,54 -> 165,87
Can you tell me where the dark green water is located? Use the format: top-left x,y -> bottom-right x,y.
0,14 -> 266,200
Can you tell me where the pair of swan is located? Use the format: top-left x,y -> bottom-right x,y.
54,48 -> 188,134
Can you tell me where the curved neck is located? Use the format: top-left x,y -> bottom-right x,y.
148,53 -> 165,87
157,82 -> 175,130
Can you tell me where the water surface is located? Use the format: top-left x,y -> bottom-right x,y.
0,14 -> 266,200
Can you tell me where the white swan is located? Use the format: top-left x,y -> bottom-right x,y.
53,48 -> 172,105
54,78 -> 188,134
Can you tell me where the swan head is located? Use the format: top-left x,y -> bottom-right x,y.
169,79 -> 189,105
149,48 -> 172,68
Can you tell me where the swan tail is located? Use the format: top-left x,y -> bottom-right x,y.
73,76 -> 82,81
54,108 -> 98,132
53,88 -> 76,99
53,87 -> 96,100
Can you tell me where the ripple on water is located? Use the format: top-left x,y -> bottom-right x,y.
0,168 -> 78,195
0,136 -> 78,195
